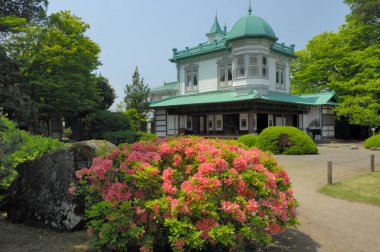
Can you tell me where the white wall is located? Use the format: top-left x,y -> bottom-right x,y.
304,107 -> 321,129
198,58 -> 218,92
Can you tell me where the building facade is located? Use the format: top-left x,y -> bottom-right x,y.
149,8 -> 336,138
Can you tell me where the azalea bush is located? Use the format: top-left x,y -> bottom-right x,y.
72,137 -> 298,251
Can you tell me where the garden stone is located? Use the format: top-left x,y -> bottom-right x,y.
7,140 -> 116,231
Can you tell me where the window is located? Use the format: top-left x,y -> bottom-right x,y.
215,115 -> 223,131
185,66 -> 198,92
235,55 -> 245,78
238,54 -> 269,79
187,116 -> 192,130
208,115 -> 214,130
262,57 -> 268,78
240,113 -> 248,130
276,65 -> 286,89
218,61 -> 232,88
248,56 -> 259,77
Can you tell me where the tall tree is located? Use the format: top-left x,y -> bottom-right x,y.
291,0 -> 380,127
0,0 -> 47,128
96,75 -> 116,110
7,11 -> 102,122
124,67 -> 150,117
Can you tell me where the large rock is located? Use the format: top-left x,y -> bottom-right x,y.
7,140 -> 116,231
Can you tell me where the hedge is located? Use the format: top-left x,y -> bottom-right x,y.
237,134 -> 257,147
256,126 -> 318,155
102,131 -> 156,145
364,135 -> 380,149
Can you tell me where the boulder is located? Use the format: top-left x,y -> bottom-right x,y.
7,140 -> 116,231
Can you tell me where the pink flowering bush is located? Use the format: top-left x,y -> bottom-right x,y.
72,136 -> 297,251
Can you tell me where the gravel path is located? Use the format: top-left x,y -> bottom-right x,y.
270,146 -> 380,252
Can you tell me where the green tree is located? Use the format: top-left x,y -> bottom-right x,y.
124,67 -> 150,117
7,11 -> 102,122
124,108 -> 142,132
291,0 -> 380,127
96,75 -> 116,110
0,0 -> 47,128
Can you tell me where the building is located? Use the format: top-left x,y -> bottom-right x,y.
149,7 -> 336,138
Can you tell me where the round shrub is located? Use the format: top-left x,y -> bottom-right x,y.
237,134 -> 257,147
72,137 -> 298,251
102,131 -> 157,145
364,135 -> 380,149
256,126 -> 318,155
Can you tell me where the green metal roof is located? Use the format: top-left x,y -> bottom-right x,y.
150,82 -> 178,93
149,89 -> 336,108
207,17 -> 223,35
227,14 -> 277,42
170,39 -> 227,62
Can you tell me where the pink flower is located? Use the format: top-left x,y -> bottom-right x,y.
195,218 -> 218,239
198,163 -> 215,175
268,223 -> 283,234
233,157 -> 248,171
173,154 -> 182,167
175,239 -> 185,250
87,228 -> 93,237
247,199 -> 259,212
215,158 -> 228,171
69,186 -> 76,195
224,176 -> 234,185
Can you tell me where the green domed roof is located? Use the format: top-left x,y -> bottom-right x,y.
228,14 -> 277,42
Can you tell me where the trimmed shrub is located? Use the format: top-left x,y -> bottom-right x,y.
85,110 -> 131,139
0,116 -> 65,209
237,134 -> 257,147
72,137 -> 298,251
102,131 -> 156,145
364,135 -> 380,149
256,126 -> 318,155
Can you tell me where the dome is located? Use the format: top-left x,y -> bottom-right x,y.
228,14 -> 277,42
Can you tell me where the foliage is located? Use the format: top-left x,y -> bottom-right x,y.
256,126 -> 318,155
72,137 -> 298,251
237,134 -> 257,148
124,67 -> 150,117
291,0 -> 380,127
102,131 -> 156,145
363,135 -> 380,149
0,116 -> 64,209
124,108 -> 143,132
6,11 -> 101,120
96,75 -> 116,110
84,110 -> 131,139
0,49 -> 37,128
320,171 -> 380,205
0,0 -> 48,24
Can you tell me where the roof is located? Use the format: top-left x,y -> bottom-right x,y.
149,89 -> 337,108
227,14 -> 277,42
150,82 -> 178,93
207,17 -> 223,35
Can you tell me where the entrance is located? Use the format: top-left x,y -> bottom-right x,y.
223,114 -> 239,134
257,113 -> 268,133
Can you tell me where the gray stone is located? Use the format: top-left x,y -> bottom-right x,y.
7,140 -> 116,231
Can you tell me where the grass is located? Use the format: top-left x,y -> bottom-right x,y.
320,171 -> 380,205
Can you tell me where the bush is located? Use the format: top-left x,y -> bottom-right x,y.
0,116 -> 65,209
237,134 -> 257,147
72,137 -> 298,251
85,110 -> 131,139
256,126 -> 318,155
102,131 -> 157,145
364,135 -> 380,149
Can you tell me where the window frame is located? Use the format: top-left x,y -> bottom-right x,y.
184,64 -> 199,93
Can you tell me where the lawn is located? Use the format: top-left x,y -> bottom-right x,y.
320,171 -> 380,205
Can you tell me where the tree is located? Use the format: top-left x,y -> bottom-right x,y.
124,67 -> 150,117
0,0 -> 47,128
291,0 -> 380,127
96,75 -> 116,110
7,11 -> 102,122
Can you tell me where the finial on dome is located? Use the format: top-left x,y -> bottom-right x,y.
248,0 -> 252,15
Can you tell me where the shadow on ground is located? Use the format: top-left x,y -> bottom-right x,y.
263,228 -> 320,252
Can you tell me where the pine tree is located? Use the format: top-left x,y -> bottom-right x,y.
123,67 -> 150,117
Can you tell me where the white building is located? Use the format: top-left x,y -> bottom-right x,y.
149,8 -> 336,138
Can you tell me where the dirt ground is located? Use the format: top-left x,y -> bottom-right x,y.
1,142 -> 380,252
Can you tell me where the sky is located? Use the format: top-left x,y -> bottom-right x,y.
48,0 -> 351,108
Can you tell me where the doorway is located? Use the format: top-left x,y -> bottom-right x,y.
257,113 -> 268,133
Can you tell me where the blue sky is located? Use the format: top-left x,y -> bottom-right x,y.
48,0 -> 350,108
